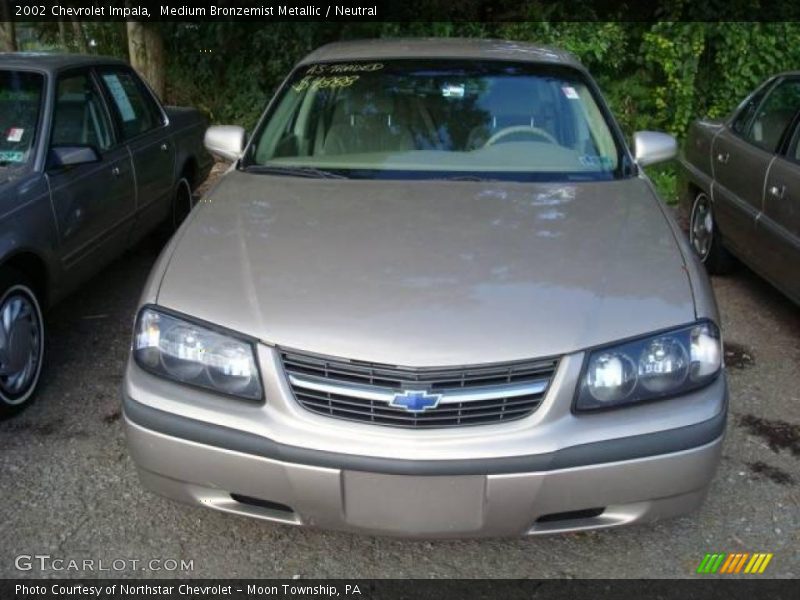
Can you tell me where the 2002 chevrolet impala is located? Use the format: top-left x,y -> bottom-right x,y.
122,39 -> 727,537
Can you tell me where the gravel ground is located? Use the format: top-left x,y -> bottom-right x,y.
0,179 -> 797,579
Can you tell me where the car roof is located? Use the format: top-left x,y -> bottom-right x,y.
0,52 -> 127,73
299,38 -> 584,69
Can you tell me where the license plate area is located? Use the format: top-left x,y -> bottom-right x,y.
342,471 -> 486,534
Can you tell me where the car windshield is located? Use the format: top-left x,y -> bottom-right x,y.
245,60 -> 622,181
0,70 -> 44,168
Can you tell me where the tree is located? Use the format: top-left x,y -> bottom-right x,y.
70,18 -> 88,53
126,21 -> 165,99
57,21 -> 67,50
0,0 -> 17,52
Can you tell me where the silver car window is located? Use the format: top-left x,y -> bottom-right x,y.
247,60 -> 621,181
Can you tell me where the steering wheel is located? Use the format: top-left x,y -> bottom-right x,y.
484,125 -> 558,147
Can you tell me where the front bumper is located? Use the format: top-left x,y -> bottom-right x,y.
123,358 -> 727,537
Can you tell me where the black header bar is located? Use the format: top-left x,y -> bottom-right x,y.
2,579 -> 798,600
4,0 -> 800,22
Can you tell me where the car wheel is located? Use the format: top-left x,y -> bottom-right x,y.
689,192 -> 735,274
172,177 -> 195,229
0,271 -> 45,419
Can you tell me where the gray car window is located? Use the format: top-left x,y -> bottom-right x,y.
744,79 -> 800,153
732,85 -> 770,136
784,101 -> 800,162
100,70 -> 163,140
0,70 -> 43,167
789,125 -> 800,162
51,73 -> 113,151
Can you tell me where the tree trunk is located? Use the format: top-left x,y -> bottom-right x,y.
70,18 -> 88,53
0,1 -> 17,52
126,21 -> 165,99
57,21 -> 67,50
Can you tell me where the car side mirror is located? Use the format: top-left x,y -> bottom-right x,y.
632,131 -> 677,167
47,145 -> 100,169
204,125 -> 247,162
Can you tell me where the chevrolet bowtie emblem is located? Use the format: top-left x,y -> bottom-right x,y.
390,390 -> 442,413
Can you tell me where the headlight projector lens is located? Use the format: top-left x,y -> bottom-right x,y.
586,352 -> 637,403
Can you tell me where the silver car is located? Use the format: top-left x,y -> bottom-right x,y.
123,39 -> 727,538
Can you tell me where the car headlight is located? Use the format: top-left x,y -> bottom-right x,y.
133,307 -> 263,401
576,321 -> 721,411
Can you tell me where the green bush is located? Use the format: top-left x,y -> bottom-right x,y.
645,165 -> 679,206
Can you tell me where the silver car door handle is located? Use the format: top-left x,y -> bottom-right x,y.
716,152 -> 730,164
769,184 -> 786,200
160,143 -> 168,152
111,167 -> 121,177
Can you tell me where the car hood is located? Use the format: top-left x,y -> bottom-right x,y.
157,172 -> 696,366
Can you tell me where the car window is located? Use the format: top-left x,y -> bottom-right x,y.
0,70 -> 43,168
731,84 -> 770,136
744,79 -> 800,153
100,69 -> 163,139
51,72 -> 113,152
246,60 -> 622,182
788,122 -> 800,162
783,98 -> 800,163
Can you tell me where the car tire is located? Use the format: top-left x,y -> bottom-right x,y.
0,270 -> 45,420
172,177 -> 195,229
689,191 -> 735,275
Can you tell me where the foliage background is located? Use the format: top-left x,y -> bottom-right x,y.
158,22 -> 800,137
20,20 -> 800,202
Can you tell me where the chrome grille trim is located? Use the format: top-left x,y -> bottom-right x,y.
281,350 -> 558,429
289,373 -> 549,404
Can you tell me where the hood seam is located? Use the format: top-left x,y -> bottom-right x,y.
642,174 -> 699,321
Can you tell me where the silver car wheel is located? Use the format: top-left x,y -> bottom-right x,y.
690,193 -> 714,261
0,286 -> 44,405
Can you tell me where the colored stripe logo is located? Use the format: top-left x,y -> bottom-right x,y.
697,553 -> 773,574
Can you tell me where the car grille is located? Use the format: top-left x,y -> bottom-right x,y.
281,350 -> 558,428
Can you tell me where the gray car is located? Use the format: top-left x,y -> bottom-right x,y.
123,39 -> 727,538
0,53 -> 212,418
680,73 -> 800,303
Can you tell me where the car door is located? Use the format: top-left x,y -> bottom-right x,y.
759,108 -> 800,302
710,80 -> 785,262
46,68 -> 136,284
96,66 -> 176,233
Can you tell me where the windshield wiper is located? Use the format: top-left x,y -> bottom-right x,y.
243,165 -> 347,179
